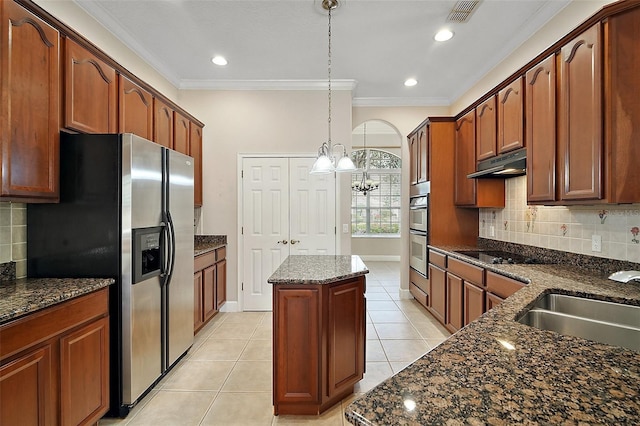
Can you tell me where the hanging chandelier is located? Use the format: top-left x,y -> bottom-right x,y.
352,123 -> 379,195
310,0 -> 356,174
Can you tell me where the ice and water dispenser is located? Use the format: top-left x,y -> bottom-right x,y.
132,227 -> 163,284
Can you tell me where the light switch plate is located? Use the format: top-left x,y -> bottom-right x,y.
342,224 -> 349,233
489,226 -> 495,237
592,234 -> 602,252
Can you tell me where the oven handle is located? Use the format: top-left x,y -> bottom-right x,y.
410,229 -> 427,236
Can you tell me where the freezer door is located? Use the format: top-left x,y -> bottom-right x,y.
121,134 -> 164,404
166,149 -> 195,368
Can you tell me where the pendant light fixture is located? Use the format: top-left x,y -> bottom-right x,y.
310,0 -> 356,175
351,123 -> 379,195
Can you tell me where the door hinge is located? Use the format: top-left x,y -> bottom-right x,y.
241,170 -> 243,178
241,227 -> 244,235
335,226 -> 337,235
241,282 -> 244,291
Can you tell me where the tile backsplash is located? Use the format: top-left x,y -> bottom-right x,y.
479,176 -> 640,264
0,202 -> 27,278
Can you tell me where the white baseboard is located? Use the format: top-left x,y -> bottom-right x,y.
399,288 -> 413,300
357,255 -> 401,262
219,301 -> 239,312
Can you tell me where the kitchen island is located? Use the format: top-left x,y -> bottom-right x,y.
268,255 -> 368,415
345,247 -> 640,425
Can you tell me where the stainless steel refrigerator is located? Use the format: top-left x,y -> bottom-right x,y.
27,133 -> 194,417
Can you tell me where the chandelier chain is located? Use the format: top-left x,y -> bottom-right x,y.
327,5 -> 332,145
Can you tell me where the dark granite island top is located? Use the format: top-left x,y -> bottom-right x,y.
267,255 -> 369,285
0,277 -> 115,324
345,247 -> 640,425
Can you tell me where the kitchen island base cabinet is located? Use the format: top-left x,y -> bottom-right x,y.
0,287 -> 109,426
273,276 -> 365,416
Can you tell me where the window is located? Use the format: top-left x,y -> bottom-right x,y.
351,149 -> 401,236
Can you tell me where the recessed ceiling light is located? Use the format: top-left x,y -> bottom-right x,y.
211,56 -> 228,66
404,78 -> 418,87
434,29 -> 454,42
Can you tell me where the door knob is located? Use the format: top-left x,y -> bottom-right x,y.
277,240 -> 288,244
290,239 -> 300,245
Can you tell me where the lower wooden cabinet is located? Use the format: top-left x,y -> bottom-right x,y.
194,246 -> 227,333
0,287 -> 110,426
427,263 -> 446,325
273,276 -> 365,415
445,273 -> 463,332
463,282 -> 485,326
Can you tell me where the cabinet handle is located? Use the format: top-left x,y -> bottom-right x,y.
277,240 -> 288,245
290,240 -> 300,245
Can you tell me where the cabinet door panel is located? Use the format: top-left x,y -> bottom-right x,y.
558,23 -> 602,201
476,97 -> 497,161
427,264 -> 446,324
190,123 -> 203,206
153,98 -> 174,148
445,273 -> 463,332
203,264 -> 216,321
216,259 -> 227,310
1,2 -> 60,201
526,55 -> 557,203
173,112 -> 190,155
60,317 -> 109,426
486,292 -> 504,311
454,111 -> 476,206
418,125 -> 428,183
464,282 -> 485,326
118,75 -> 153,139
194,271 -> 204,332
64,38 -> 117,133
0,345 -> 54,426
498,77 -> 524,153
409,133 -> 418,185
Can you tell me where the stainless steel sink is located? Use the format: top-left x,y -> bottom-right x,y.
517,293 -> 640,352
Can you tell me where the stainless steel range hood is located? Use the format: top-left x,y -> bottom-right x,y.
467,148 -> 526,178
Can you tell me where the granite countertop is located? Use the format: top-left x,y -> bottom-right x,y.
345,246 -> 640,425
194,234 -> 227,256
267,255 -> 369,285
0,277 -> 115,324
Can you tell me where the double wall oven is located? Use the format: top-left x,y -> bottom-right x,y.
409,193 -> 429,277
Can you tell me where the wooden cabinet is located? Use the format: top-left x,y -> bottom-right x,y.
498,77 -> 524,153
463,282 -> 485,326
486,271 -> 525,300
1,1 -> 60,202
173,111 -> 190,155
409,268 -> 429,308
0,288 -> 110,426
486,292 -> 504,310
526,55 -> 557,203
273,276 -> 365,415
64,38 -> 117,133
455,111 -> 505,208
408,122 -> 429,186
118,74 -> 153,139
190,123 -> 204,206
194,246 -> 227,333
445,273 -> 463,332
476,96 -> 497,161
427,263 -> 446,325
153,98 -> 174,148
558,23 -> 603,202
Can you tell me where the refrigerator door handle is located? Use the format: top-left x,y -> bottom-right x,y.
166,210 -> 176,285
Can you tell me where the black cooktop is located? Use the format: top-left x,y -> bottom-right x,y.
454,250 -> 542,265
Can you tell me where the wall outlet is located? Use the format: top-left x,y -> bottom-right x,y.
342,224 -> 349,233
591,234 -> 602,252
489,225 -> 495,237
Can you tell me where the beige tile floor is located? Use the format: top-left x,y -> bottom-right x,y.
99,261 -> 450,426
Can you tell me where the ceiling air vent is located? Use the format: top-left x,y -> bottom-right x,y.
447,0 -> 481,23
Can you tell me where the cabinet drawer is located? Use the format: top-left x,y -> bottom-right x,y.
409,283 -> 428,308
215,246 -> 226,262
429,250 -> 446,269
194,251 -> 215,271
486,271 -> 525,299
410,268 -> 429,295
448,257 -> 484,286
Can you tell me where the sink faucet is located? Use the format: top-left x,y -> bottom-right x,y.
608,271 -> 640,283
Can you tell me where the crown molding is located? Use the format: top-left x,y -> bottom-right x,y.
179,79 -> 358,91
352,97 -> 451,107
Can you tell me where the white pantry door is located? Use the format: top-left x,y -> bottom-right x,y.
241,157 -> 335,311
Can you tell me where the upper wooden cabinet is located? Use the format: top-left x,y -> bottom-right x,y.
408,131 -> 418,185
153,98 -> 174,149
475,96 -> 497,161
64,38 -> 117,133
454,111 -> 505,208
190,123 -> 204,206
118,74 -> 153,139
558,23 -> 602,202
173,111 -> 190,155
498,77 -> 524,154
417,124 -> 429,183
526,55 -> 557,203
1,1 -> 60,202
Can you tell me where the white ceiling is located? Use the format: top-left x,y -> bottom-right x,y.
73,0 -> 571,107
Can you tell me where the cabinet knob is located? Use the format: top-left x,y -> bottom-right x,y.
277,240 -> 288,245
290,240 -> 300,245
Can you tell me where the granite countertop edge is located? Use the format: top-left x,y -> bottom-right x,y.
267,255 -> 369,285
194,234 -> 227,257
0,277 -> 115,325
345,245 -> 640,425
